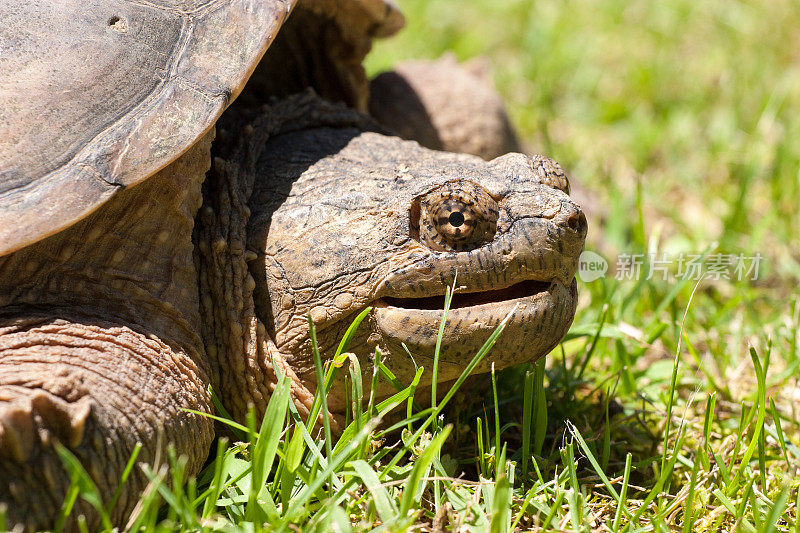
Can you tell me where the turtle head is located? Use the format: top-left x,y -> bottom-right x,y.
247,129 -> 586,412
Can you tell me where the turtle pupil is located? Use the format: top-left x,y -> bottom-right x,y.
448,211 -> 465,227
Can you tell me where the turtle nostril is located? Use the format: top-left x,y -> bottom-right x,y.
567,210 -> 587,235
448,211 -> 465,227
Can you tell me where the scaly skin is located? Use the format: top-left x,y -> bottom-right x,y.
195,94 -> 387,423
199,94 -> 585,419
0,94 -> 584,530
0,134 -> 215,530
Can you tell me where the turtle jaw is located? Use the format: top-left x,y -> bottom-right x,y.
369,277 -> 578,379
362,204 -> 585,376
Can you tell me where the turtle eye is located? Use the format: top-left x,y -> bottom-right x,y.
448,212 -> 465,226
433,200 -> 478,242
417,181 -> 499,252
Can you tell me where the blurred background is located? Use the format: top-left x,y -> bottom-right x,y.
366,0 -> 800,487
367,0 -> 799,274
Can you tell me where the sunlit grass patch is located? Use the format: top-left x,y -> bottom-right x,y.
47,269 -> 799,530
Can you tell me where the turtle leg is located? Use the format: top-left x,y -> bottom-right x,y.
368,54 -> 521,160
0,313 -> 213,530
0,133 -> 216,531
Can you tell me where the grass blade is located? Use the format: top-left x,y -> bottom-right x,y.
281,418 -> 381,527
349,459 -> 397,522
308,315 -> 333,463
729,347 -> 767,493
54,444 -> 112,531
612,453 -> 633,531
532,357 -> 547,456
521,369 -> 534,485
399,425 -> 452,517
245,373 -> 291,522
490,443 -> 512,533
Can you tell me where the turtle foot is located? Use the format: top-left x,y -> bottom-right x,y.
0,385 -> 93,463
0,314 -> 213,531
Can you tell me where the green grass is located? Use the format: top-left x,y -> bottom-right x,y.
25,0 -> 800,530
364,2 -> 800,526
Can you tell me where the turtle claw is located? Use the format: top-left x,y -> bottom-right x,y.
0,399 -> 35,462
0,389 -> 93,462
31,391 -> 92,449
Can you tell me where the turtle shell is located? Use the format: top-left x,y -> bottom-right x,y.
0,0 -> 403,257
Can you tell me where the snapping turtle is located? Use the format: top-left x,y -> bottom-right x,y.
0,0 -> 586,529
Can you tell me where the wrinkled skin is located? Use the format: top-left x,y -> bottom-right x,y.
246,127 -> 585,413
195,94 -> 585,427
0,94 -> 584,530
0,134 -> 215,529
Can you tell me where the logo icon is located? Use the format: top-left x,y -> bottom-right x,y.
578,250 -> 608,282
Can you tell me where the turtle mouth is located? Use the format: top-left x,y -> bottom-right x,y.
380,279 -> 553,311
370,277 -> 577,373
